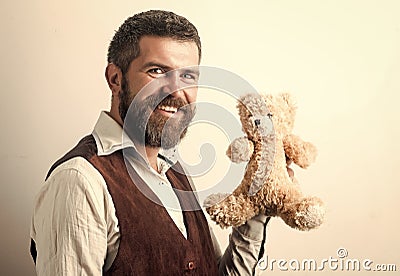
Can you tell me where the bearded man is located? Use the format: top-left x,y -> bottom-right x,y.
30,10 -> 271,275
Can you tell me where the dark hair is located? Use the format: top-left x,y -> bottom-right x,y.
107,10 -> 201,74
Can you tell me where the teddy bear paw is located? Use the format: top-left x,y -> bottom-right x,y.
226,137 -> 254,163
205,194 -> 257,228
293,197 -> 325,231
203,193 -> 230,208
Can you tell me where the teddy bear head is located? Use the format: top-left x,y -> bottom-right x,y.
238,93 -> 297,139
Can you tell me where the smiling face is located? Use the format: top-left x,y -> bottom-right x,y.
113,36 -> 200,148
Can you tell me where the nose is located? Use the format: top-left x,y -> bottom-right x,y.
161,70 -> 183,97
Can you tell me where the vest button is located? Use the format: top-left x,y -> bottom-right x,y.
187,261 -> 195,270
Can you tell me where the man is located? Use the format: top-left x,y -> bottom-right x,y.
30,10 -> 273,275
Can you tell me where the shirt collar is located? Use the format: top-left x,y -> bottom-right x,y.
91,111 -> 176,173
92,111 -> 126,155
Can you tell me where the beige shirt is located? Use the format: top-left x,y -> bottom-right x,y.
30,111 -> 269,275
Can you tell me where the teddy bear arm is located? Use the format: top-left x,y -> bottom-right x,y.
226,137 -> 254,163
283,134 -> 317,168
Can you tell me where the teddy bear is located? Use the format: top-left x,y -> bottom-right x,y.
204,93 -> 325,231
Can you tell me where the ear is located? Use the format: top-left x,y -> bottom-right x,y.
280,93 -> 297,114
105,63 -> 123,97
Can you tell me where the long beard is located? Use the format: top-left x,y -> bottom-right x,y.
119,79 -> 195,149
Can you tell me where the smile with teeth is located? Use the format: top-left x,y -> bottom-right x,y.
157,105 -> 178,114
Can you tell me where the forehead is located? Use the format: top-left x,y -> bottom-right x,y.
135,36 -> 199,68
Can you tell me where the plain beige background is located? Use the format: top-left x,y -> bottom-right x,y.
1,0 -> 399,275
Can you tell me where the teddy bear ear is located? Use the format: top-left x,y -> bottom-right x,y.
279,93 -> 297,113
237,93 -> 258,113
236,96 -> 247,112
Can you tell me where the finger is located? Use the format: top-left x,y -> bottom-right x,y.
287,166 -> 294,180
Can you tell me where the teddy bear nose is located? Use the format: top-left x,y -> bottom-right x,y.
254,119 -> 261,127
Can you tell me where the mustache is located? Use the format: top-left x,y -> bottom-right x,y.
146,94 -> 193,114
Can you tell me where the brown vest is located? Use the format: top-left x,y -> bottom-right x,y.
31,135 -> 219,275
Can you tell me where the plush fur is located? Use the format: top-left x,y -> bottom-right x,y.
204,93 -> 325,231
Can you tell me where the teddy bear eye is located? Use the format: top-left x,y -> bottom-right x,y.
254,119 -> 261,127
267,113 -> 273,118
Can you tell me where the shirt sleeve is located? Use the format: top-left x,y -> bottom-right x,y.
184,171 -> 270,275
217,214 -> 270,276
30,158 -> 109,276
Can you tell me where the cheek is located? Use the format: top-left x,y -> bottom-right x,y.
130,78 -> 155,100
186,87 -> 198,104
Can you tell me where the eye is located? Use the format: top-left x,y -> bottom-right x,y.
254,119 -> 261,127
267,112 -> 273,118
181,72 -> 198,84
147,67 -> 166,77
182,73 -> 195,79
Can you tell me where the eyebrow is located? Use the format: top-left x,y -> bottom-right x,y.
182,68 -> 200,76
141,61 -> 172,71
